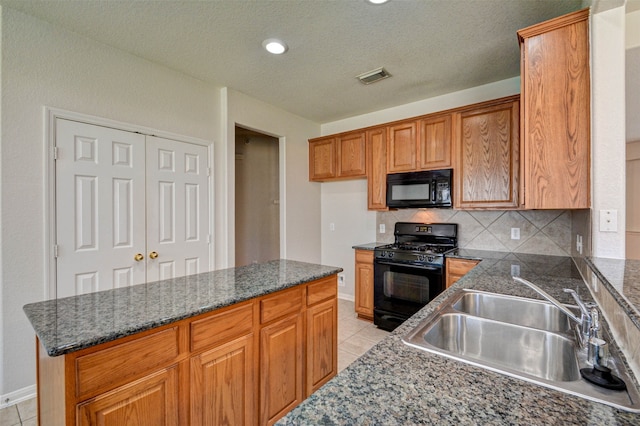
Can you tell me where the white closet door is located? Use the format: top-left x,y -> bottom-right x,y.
56,119 -> 146,298
146,136 -> 210,281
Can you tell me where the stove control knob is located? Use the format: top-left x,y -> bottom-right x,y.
427,255 -> 435,263
418,254 -> 426,261
388,251 -> 394,258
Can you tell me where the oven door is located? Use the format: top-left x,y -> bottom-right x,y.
373,260 -> 444,331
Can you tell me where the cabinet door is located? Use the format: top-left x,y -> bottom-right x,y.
260,314 -> 303,426
77,366 -> 179,426
445,258 -> 479,288
190,334 -> 255,426
308,138 -> 336,181
455,98 -> 520,209
418,114 -> 452,170
387,121 -> 417,173
519,9 -> 590,209
306,299 -> 337,396
366,127 -> 388,210
354,250 -> 374,320
337,132 -> 366,178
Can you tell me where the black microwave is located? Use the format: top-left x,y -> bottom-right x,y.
386,169 -> 452,209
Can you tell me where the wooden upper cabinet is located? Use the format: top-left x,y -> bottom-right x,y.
337,131 -> 366,178
418,114 -> 452,170
309,137 -> 336,181
309,131 -> 366,181
387,121 -> 417,173
518,9 -> 590,209
455,96 -> 520,209
366,127 -> 388,210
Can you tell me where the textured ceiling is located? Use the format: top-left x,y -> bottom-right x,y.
0,0 -> 585,123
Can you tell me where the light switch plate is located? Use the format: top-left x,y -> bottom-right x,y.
599,210 -> 618,232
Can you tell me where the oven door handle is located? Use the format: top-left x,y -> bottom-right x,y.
375,261 -> 441,272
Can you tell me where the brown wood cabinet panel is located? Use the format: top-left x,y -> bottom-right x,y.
190,302 -> 253,352
77,366 -> 179,426
519,9 -> 590,209
354,250 -> 374,321
307,275 -> 337,306
75,327 -> 180,398
387,121 -> 417,173
190,334 -> 255,426
455,97 -> 520,209
259,314 -> 304,426
337,132 -> 367,178
308,138 -> 336,181
418,114 -> 452,170
260,287 -> 303,324
366,127 -> 388,210
446,258 -> 479,288
306,299 -> 337,396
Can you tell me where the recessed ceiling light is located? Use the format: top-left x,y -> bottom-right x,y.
367,0 -> 390,4
262,38 -> 288,55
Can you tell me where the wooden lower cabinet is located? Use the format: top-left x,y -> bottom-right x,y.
354,249 -> 374,320
306,299 -> 337,395
446,258 -> 480,288
260,314 -> 304,426
78,366 -> 179,426
190,334 -> 255,426
37,276 -> 338,426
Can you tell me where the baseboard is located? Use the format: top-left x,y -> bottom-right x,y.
338,293 -> 355,302
1,384 -> 36,409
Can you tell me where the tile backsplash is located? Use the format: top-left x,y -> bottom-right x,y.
377,209 -> 572,255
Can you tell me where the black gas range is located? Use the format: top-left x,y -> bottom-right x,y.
373,222 -> 458,331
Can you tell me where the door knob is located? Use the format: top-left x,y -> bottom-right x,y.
134,253 -> 144,262
149,251 -> 159,259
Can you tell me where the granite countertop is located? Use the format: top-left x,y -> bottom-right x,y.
587,257 -> 640,320
23,259 -> 342,357
279,253 -> 640,425
352,242 -> 386,251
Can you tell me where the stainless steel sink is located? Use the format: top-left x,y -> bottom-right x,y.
402,289 -> 640,412
420,313 -> 580,381
450,291 -> 572,333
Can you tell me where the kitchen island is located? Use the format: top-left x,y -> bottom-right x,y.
24,259 -> 342,425
279,252 -> 640,425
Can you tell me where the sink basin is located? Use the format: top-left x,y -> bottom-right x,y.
451,291 -> 572,333
402,289 -> 640,412
419,313 -> 580,381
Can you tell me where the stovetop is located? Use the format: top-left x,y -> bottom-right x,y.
374,222 -> 458,267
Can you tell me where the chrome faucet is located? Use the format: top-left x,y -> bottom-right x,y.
512,277 -> 598,348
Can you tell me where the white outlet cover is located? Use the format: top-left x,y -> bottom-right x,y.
379,224 -> 386,233
511,228 -> 520,240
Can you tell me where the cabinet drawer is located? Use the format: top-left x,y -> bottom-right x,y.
307,276 -> 337,306
190,302 -> 254,352
447,259 -> 479,275
355,249 -> 374,264
75,327 -> 180,398
260,288 -> 303,324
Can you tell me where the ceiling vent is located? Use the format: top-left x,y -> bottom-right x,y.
356,67 -> 391,85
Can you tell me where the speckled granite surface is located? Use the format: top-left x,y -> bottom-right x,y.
279,253 -> 640,425
23,260 -> 342,356
352,242 -> 386,251
587,257 -> 640,320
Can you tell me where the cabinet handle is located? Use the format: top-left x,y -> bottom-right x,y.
134,253 -> 144,262
149,251 -> 159,259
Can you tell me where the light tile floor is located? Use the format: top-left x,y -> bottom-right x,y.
0,298 -> 388,425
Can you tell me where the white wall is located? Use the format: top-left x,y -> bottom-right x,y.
591,5 -> 627,258
320,78 -> 520,299
0,7 -> 219,400
218,89 -> 321,268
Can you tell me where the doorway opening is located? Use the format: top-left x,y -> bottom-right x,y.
235,126 -> 280,266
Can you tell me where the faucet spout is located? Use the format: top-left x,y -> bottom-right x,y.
512,276 -> 583,326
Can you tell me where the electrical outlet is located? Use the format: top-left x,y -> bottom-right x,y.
329,222 -> 335,231
338,274 -> 345,287
576,234 -> 583,255
599,210 -> 618,232
511,228 -> 520,240
511,264 -> 520,277
379,224 -> 386,234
